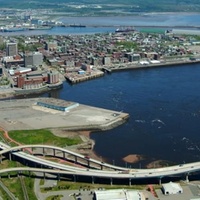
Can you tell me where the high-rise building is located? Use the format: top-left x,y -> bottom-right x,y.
24,52 -> 33,67
6,43 -> 18,56
24,52 -> 43,67
33,52 -> 43,66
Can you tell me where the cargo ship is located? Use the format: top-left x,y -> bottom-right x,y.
115,27 -> 135,33
3,27 -> 25,32
28,26 -> 52,30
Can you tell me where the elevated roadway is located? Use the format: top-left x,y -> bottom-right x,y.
0,142 -> 200,184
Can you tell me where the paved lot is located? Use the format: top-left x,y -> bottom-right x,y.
0,97 -> 128,131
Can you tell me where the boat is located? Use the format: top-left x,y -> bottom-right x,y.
115,27 -> 135,33
3,27 -> 25,32
28,26 -> 52,30
69,24 -> 86,28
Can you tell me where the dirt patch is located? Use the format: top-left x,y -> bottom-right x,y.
146,160 -> 171,168
50,128 -> 81,138
122,154 -> 144,163
50,128 -> 103,161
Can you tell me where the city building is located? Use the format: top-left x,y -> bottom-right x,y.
24,52 -> 43,67
6,43 -> 18,56
0,66 -> 3,77
103,56 -> 111,65
46,41 -> 58,51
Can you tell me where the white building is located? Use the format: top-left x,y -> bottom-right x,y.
162,182 -> 183,195
94,189 -> 145,200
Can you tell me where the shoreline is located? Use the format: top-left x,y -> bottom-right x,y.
106,59 -> 200,73
76,130 -> 149,166
0,60 -> 199,99
76,130 -> 173,168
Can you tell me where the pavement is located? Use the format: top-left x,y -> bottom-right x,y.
0,97 -> 129,131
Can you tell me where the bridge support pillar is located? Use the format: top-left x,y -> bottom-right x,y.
100,164 -> 103,170
53,149 -> 55,157
8,173 -> 10,179
92,176 -> 94,184
74,156 -> 77,164
73,175 -> 76,182
110,178 -> 113,186
87,160 -> 90,168
57,174 -> 60,181
0,155 -> 2,163
9,153 -> 12,161
43,148 -> 45,156
63,151 -> 65,159
129,178 -> 132,186
186,174 -> 189,183
43,172 -> 46,180
159,177 -> 162,185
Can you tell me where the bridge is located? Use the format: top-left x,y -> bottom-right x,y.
0,142 -> 200,185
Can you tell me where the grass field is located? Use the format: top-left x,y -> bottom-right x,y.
8,129 -> 82,147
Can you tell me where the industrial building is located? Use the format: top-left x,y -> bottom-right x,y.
47,71 -> 59,84
94,189 -> 145,200
36,99 -> 79,112
162,182 -> 183,195
16,70 -> 48,88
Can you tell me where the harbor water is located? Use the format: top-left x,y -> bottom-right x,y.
6,13 -> 200,167
37,63 -> 200,167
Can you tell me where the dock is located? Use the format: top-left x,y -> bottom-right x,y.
65,70 -> 104,84
0,97 -> 129,131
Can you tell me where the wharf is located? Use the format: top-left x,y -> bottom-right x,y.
65,70 -> 104,84
102,59 -> 200,72
0,97 -> 129,131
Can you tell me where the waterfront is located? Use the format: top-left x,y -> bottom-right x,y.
1,13 -> 200,36
3,13 -> 200,168
27,63 -> 199,168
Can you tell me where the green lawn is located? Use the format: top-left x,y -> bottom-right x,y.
8,129 -> 82,147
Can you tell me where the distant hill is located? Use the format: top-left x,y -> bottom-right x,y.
0,0 -> 200,13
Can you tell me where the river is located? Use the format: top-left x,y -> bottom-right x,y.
4,13 -> 200,168
34,63 -> 200,168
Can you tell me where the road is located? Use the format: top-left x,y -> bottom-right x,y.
0,142 -> 199,182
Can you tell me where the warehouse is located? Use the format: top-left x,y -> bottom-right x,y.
162,181 -> 183,195
94,189 -> 145,200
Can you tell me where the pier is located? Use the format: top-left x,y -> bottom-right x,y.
65,70 -> 104,84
